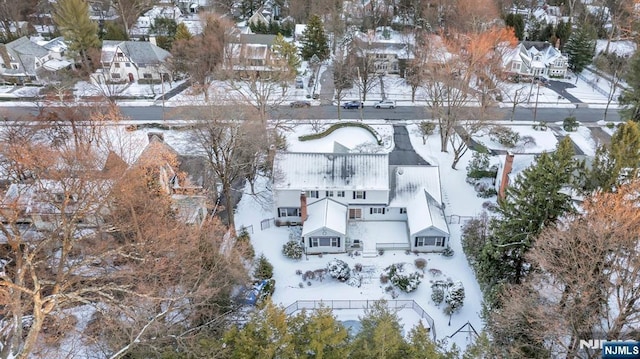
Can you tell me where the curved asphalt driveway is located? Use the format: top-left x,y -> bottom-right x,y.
389,125 -> 429,165
548,80 -> 582,104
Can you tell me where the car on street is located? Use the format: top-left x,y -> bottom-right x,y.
342,100 -> 363,109
374,99 -> 396,109
290,100 -> 311,108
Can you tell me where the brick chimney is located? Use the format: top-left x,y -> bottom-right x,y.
300,191 -> 308,223
498,153 -> 515,200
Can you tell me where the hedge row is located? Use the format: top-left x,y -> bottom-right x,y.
299,122 -> 383,145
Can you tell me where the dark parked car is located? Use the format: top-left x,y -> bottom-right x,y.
342,100 -> 363,109
290,100 -> 311,108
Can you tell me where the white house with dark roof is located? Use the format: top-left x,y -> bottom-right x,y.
353,28 -> 415,75
98,40 -> 171,83
273,152 -> 449,256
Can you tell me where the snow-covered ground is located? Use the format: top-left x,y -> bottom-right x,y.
233,120 -> 604,350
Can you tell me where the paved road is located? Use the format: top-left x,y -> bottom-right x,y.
1,104 -> 623,123
389,125 -> 429,166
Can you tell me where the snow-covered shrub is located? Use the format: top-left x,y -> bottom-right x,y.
441,247 -> 454,257
313,269 -> 326,281
482,201 -> 498,212
384,263 -> 422,293
445,281 -> 465,315
521,135 -> 536,147
431,286 -> 445,306
327,259 -> 351,281
489,126 -> 520,148
354,263 -> 363,272
295,269 -> 302,275
606,122 -> 615,129
302,270 -> 315,281
346,272 -> 362,287
380,274 -> 389,284
466,151 -> 493,179
282,240 -> 304,260
533,121 -> 548,131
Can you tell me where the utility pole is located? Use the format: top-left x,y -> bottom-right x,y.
533,83 -> 540,122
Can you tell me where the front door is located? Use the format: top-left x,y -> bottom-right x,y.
128,73 -> 134,82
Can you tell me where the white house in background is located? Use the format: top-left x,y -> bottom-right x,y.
503,41 -> 568,78
130,4 -> 183,38
97,40 -> 171,83
353,27 -> 415,75
272,152 -> 449,256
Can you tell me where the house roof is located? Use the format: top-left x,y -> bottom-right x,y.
302,198 -> 347,236
101,40 -> 171,65
239,33 -> 277,46
40,37 -> 68,53
389,166 -> 442,205
406,189 -> 449,236
1,37 -> 49,76
273,152 -> 390,191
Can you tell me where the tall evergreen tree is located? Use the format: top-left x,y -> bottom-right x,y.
504,13 -> 524,40
52,0 -> 101,67
174,22 -> 192,42
223,301 -> 295,358
620,51 -> 640,122
300,14 -> 330,61
349,301 -> 409,359
564,25 -> 596,74
290,307 -> 350,358
271,33 -> 301,75
150,18 -> 177,51
579,121 -> 640,192
478,137 -> 576,307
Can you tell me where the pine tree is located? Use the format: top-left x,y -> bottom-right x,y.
564,25 -> 596,74
174,23 -> 192,42
620,51 -> 640,122
504,13 -> 524,40
407,324 -> 442,359
349,300 -> 409,359
291,307 -> 350,358
444,281 -> 465,323
52,0 -> 101,67
300,15 -> 330,61
223,301 -> 294,358
253,254 -> 273,280
478,137 -> 576,308
271,33 -> 301,75
580,121 -> 640,192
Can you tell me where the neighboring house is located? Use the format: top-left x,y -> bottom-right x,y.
130,4 -> 183,38
503,41 -> 568,78
97,40 -> 171,83
0,36 -> 70,83
226,33 -> 279,71
495,152 -> 536,199
353,28 -> 414,75
272,152 -> 449,256
136,132 -> 210,227
0,179 -> 112,231
176,0 -> 208,14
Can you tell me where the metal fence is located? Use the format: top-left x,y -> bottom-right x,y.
239,225 -> 254,234
446,214 -> 474,224
260,218 -> 275,230
284,299 -> 436,340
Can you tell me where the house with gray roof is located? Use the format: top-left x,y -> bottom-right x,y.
97,40 -> 171,83
353,28 -> 415,75
272,151 -> 449,256
0,36 -> 64,83
502,41 -> 568,79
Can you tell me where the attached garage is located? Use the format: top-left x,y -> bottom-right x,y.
302,198 -> 348,254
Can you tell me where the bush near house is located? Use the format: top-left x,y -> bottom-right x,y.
299,122 -> 383,145
489,126 -> 520,147
282,240 -> 304,260
384,263 -> 422,293
254,254 -> 274,280
327,259 -> 351,281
